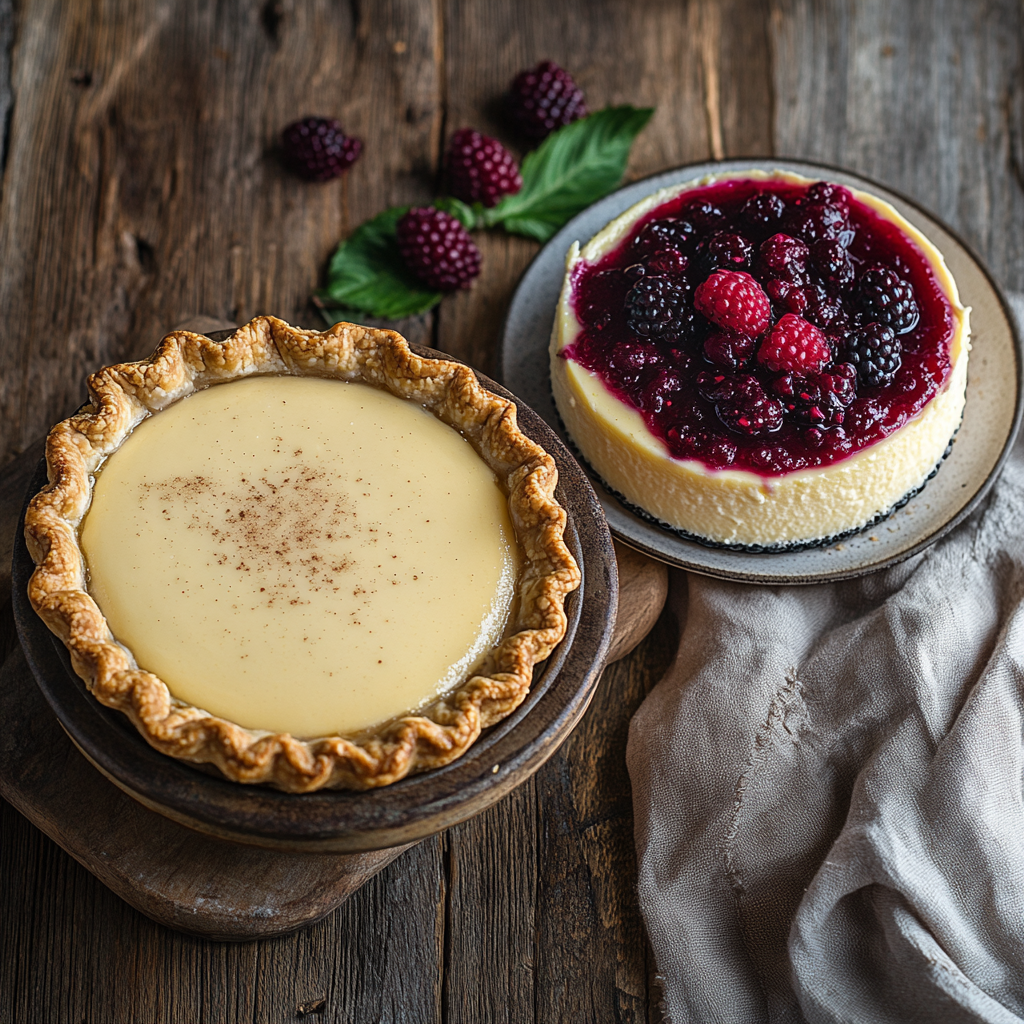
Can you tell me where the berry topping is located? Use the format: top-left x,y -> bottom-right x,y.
757,314 -> 831,373
699,231 -> 754,273
844,322 -> 902,386
281,117 -> 362,181
624,275 -> 688,337
697,372 -> 784,437
694,270 -> 771,335
741,191 -> 785,229
396,207 -> 482,291
703,330 -> 757,368
445,128 -> 522,208
507,60 -> 588,140
857,266 -> 920,334
564,175 -> 954,475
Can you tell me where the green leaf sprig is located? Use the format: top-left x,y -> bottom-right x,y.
316,105 -> 654,325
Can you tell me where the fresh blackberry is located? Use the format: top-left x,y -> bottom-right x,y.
634,217 -> 696,253
857,267 -> 920,334
741,191 -> 785,231
507,60 -> 588,140
395,207 -> 482,291
445,128 -> 522,208
699,231 -> 754,273
811,239 -> 855,291
281,117 -> 362,181
624,275 -> 688,338
844,322 -> 902,386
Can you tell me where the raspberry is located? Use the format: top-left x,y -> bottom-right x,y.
757,314 -> 831,373
772,365 -> 856,427
703,330 -> 757,368
699,231 -> 753,273
624,275 -> 687,337
445,129 -> 522,208
693,270 -> 770,335
844,322 -> 902,386
857,267 -> 920,334
507,60 -> 588,140
741,191 -> 785,231
281,117 -> 362,181
696,372 -> 784,437
395,207 -> 482,291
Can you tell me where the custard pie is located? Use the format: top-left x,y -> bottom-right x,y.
26,317 -> 580,791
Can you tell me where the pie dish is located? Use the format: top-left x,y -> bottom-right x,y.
549,169 -> 971,549
24,316 -> 581,792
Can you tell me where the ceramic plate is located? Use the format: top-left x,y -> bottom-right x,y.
500,158 -> 1023,584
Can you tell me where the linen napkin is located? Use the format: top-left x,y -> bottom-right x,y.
627,296 -> 1024,1024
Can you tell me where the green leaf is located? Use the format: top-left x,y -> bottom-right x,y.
487,106 -> 655,243
317,206 -> 443,319
433,195 -> 482,230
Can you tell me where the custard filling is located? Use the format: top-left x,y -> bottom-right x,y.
80,375 -> 520,738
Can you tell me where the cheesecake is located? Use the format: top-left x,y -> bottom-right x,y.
25,317 -> 581,791
550,171 -> 970,549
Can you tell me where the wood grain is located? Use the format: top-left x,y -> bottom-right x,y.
3,0 -> 1020,1021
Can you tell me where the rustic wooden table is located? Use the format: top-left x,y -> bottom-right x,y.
1,2 -> 1021,1021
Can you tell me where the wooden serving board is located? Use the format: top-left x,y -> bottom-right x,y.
0,438 -> 667,940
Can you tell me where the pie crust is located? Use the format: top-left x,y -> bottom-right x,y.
24,316 -> 581,792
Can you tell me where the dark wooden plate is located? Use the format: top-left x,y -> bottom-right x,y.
13,365 -> 617,854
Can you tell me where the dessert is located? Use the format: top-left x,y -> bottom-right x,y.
550,170 -> 971,549
25,317 -> 580,791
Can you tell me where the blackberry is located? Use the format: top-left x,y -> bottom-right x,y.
395,207 -> 482,291
805,181 -> 851,209
758,233 -> 809,284
857,267 -> 920,334
699,231 -> 753,273
683,200 -> 725,231
844,322 -> 902,386
741,191 -> 785,231
624,275 -> 687,338
772,365 -> 856,428
445,128 -> 522,208
507,60 -> 588,140
811,239 -> 855,292
786,200 -> 850,245
639,368 -> 684,415
703,330 -> 757,368
696,372 -> 783,436
634,217 -> 696,253
646,249 -> 689,276
281,117 -> 362,181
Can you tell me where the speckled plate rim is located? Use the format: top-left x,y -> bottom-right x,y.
500,157 -> 1024,585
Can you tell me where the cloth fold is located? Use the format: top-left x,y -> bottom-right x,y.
627,297 -> 1024,1024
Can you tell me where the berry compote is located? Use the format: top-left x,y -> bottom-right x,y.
562,177 -> 956,475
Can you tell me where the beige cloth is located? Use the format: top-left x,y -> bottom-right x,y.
627,298 -> 1024,1024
